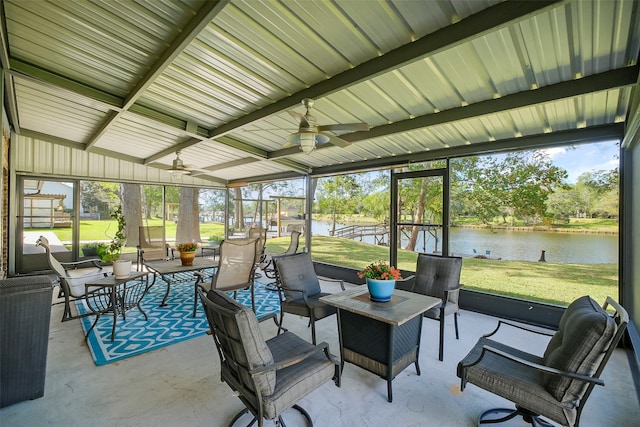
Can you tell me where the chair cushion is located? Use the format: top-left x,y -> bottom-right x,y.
542,295 -> 615,403
274,252 -> 322,299
262,331 -> 336,419
458,337 -> 576,426
280,293 -> 337,319
206,290 -> 275,397
65,266 -> 112,297
413,254 -> 462,301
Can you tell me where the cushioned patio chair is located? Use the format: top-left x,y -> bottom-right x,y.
457,295 -> 628,427
262,230 -> 301,279
273,251 -> 345,344
396,253 -> 463,361
198,287 -> 340,427
36,235 -> 111,322
192,238 -> 258,317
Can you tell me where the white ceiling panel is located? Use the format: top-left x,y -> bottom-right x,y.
2,0 -> 636,186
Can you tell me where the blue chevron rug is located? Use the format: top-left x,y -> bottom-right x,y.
76,276 -> 280,366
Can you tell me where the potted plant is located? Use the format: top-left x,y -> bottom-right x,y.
175,241 -> 198,266
358,260 -> 402,302
81,242 -> 101,257
98,206 -> 131,278
207,235 -> 223,246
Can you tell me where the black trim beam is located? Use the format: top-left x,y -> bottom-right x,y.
311,123 -> 625,177
268,66 -> 638,159
207,0 -> 565,140
84,0 -> 229,150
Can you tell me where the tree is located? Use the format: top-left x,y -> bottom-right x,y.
233,187 -> 244,231
316,175 -> 361,235
452,152 -> 567,225
577,169 -> 619,218
121,183 -> 142,247
175,187 -> 201,243
80,181 -> 119,218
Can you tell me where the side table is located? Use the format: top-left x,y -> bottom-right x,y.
321,287 -> 440,402
84,271 -> 150,341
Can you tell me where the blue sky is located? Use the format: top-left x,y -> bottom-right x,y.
542,140 -> 619,183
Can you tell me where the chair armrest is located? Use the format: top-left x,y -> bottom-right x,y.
396,275 -> 415,292
194,271 -> 213,286
61,259 -> 103,270
463,344 -> 604,387
483,320 -> 555,339
320,278 -> 345,291
251,341 -> 337,375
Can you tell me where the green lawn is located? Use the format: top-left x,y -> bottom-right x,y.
31,219 -> 227,245
266,235 -> 617,307
31,220 -> 617,307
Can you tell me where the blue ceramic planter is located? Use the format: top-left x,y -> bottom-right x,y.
366,278 -> 396,302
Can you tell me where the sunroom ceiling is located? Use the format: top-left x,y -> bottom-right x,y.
1,0 -> 638,186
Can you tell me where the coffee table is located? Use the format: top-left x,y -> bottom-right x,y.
320,287 -> 440,402
143,257 -> 218,306
84,271 -> 150,341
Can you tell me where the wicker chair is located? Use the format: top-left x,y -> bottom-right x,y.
36,235 -> 111,322
197,287 -> 340,427
192,238 -> 258,317
457,296 -> 628,427
273,252 -> 345,344
396,253 -> 463,361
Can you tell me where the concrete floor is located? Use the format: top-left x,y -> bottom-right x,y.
1,278 -> 639,427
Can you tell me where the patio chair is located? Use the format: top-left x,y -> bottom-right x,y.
273,252 -> 345,344
396,253 -> 463,361
457,295 -> 628,427
197,287 -> 340,427
192,238 -> 258,317
36,235 -> 111,322
136,225 -> 170,269
247,227 -> 267,278
261,230 -> 301,279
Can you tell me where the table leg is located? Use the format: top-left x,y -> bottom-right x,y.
336,310 -> 345,373
159,275 -> 171,307
386,325 -> 394,402
86,313 -> 101,340
110,285 -> 118,341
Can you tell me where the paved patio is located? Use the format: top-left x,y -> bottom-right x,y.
1,278 -> 638,427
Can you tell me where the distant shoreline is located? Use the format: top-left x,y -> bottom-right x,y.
452,224 -> 618,235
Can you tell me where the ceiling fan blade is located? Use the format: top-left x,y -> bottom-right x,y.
287,111 -> 311,128
323,133 -> 351,148
148,162 -> 170,170
287,110 -> 310,128
318,122 -> 370,132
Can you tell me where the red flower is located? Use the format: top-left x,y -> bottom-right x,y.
358,260 -> 402,280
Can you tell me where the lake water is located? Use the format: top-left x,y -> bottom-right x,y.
311,221 -> 618,264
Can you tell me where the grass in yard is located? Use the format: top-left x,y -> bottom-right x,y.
264,235 -> 618,307
32,222 -> 618,307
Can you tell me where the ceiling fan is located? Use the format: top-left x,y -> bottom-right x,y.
163,151 -> 192,179
283,98 -> 369,154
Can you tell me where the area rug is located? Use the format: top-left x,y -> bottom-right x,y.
75,276 -> 280,366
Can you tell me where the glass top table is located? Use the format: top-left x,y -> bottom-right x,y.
143,257 -> 218,306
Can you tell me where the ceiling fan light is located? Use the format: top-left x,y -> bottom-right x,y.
171,169 -> 184,180
299,133 -> 316,154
